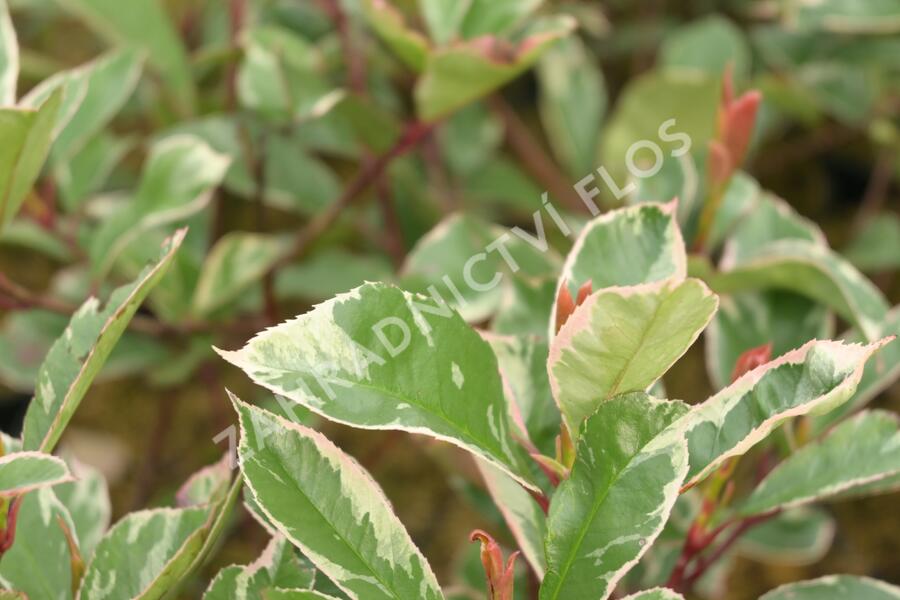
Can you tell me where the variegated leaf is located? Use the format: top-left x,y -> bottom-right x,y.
54,457 -> 111,560
219,282 -> 537,491
679,338 -> 889,488
738,410 -> 900,516
737,507 -> 834,566
0,0 -> 17,104
203,535 -> 316,600
549,278 -> 717,433
540,393 -> 689,600
760,575 -> 900,599
22,229 -> 186,453
0,452 -> 72,497
233,396 -> 444,600
622,589 -> 685,600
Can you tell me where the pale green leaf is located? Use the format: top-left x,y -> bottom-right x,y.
550,278 -> 717,433
540,393 -> 689,600
791,0 -> 900,34
418,0 -> 469,45
0,218 -> 71,261
0,451 -> 72,497
0,487 -> 77,600
679,338 -> 889,488
760,575 -> 900,599
56,0 -> 195,113
88,136 -> 229,276
415,16 -> 575,121
275,249 -> 394,303
491,276 -> 556,338
660,16 -> 750,81
266,591 -> 341,600
233,397 -> 444,600
219,282 -> 538,491
738,410 -> 900,516
537,35 -> 606,178
54,457 -> 111,559
475,458 -> 547,578
0,0 -> 18,104
622,589 -> 685,600
843,213 -> 900,272
459,0 -> 544,39
711,239 -> 889,342
192,232 -> 292,318
22,229 -> 185,453
737,507 -> 834,566
364,0 -> 430,71
176,454 -> 231,507
0,89 -> 62,230
54,132 -> 131,211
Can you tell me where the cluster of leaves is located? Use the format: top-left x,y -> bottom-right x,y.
0,0 -> 899,599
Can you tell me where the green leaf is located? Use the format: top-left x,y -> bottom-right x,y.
192,232 -> 292,318
418,0 -> 469,45
79,476 -> 240,599
54,457 -> 111,560
22,229 -> 185,453
0,219 -> 71,261
0,488 -> 78,600
88,136 -> 229,276
705,291 -> 833,390
790,0 -> 900,34
549,278 -> 717,434
203,535 -> 316,600
364,0 -> 430,71
54,132 -> 131,211
540,393 -> 689,600
0,89 -> 62,230
275,249 -> 394,303
219,282 -> 538,491
554,202 -> 686,330
843,213 -> 900,272
711,239 -> 890,342
56,0 -> 195,113
475,458 -> 547,578
659,16 -> 750,81
176,454 -> 232,507
491,276 -> 556,338
737,507 -> 834,566
738,410 -> 900,516
0,0 -> 17,104
760,575 -> 900,599
458,0 -> 544,39
679,338 -> 889,488
233,397 -> 444,600
536,35 -> 606,178
484,333 -> 558,456
415,16 -> 575,121
265,591 -> 342,600
0,452 -> 72,496
622,589 -> 685,600
264,135 -> 340,216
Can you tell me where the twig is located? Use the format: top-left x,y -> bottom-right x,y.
225,0 -> 247,109
0,496 -> 22,556
487,95 -> 587,214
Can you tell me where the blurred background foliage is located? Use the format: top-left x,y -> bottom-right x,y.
0,0 -> 899,598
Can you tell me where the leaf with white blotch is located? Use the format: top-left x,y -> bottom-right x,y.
79,476 -> 240,599
232,396 -> 444,600
540,393 -> 689,600
552,201 -> 686,337
0,0 -> 18,104
192,232 -> 292,317
475,459 -> 547,578
88,136 -> 229,276
54,457 -> 111,559
176,454 -> 232,507
203,535 -> 316,600
550,278 -> 716,434
710,239 -> 889,342
415,15 -> 575,121
22,229 -> 185,454
484,333 -> 558,456
0,452 -> 72,497
266,592 -> 342,599
622,589 -> 685,600
0,487 -> 78,600
0,89 -> 62,230
219,282 -> 538,491
812,305 -> 900,432
738,410 -> 900,517
737,507 -> 835,566
679,338 -> 889,488
56,0 -> 194,113
760,575 -> 900,600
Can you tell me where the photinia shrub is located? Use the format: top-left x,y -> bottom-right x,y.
0,0 -> 899,599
